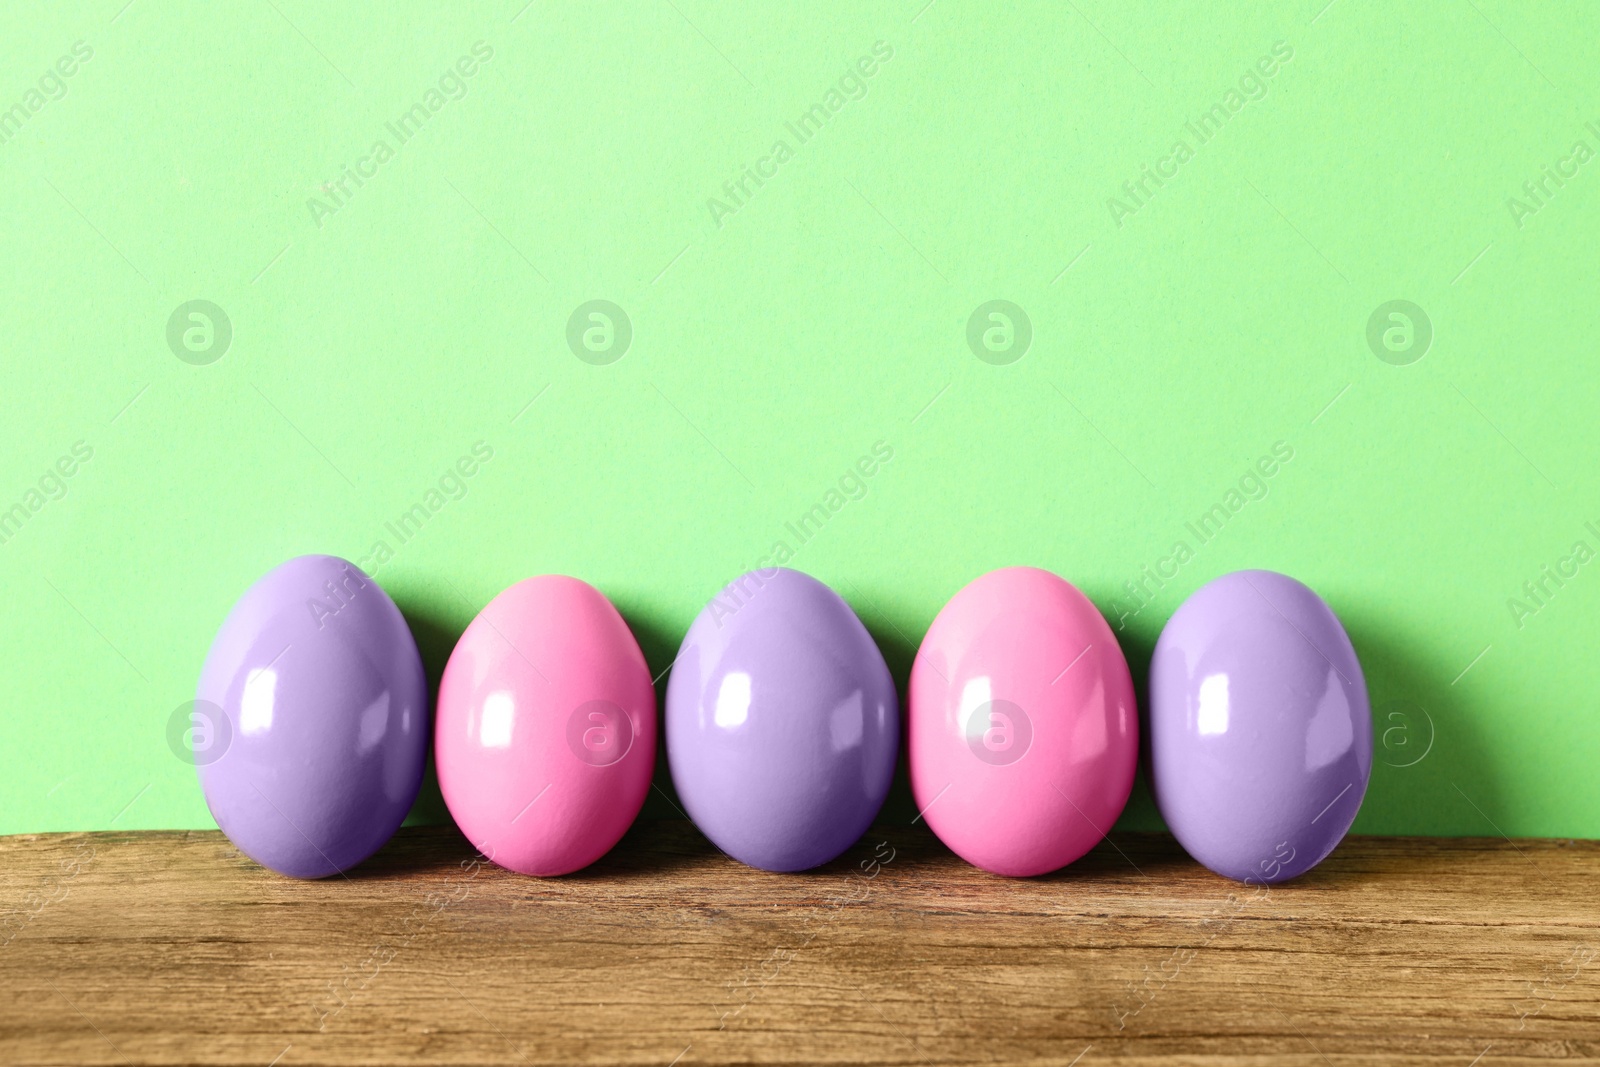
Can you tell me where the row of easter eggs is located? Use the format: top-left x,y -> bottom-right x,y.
195,557 -> 1371,884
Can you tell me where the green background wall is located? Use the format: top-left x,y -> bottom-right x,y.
3,0 -> 1596,839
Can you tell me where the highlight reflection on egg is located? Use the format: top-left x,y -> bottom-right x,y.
666,568 -> 897,872
1148,569 -> 1372,883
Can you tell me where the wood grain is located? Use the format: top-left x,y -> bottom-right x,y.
1,823 -> 1596,1065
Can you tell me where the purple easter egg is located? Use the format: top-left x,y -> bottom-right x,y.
1149,570 -> 1371,883
195,555 -> 428,878
666,569 -> 898,872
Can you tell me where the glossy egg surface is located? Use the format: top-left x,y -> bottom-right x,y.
666,568 -> 897,872
1148,569 -> 1372,883
435,575 -> 656,876
196,554 -> 428,878
909,566 -> 1138,877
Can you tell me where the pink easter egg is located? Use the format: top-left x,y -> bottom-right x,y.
435,576 -> 656,875
909,567 -> 1138,876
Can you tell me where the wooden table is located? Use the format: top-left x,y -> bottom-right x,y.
1,823 -> 1595,1065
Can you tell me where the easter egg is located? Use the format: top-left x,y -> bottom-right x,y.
435,576 -> 655,876
909,566 -> 1138,877
666,568 -> 897,872
195,555 -> 428,878
1148,569 -> 1372,883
